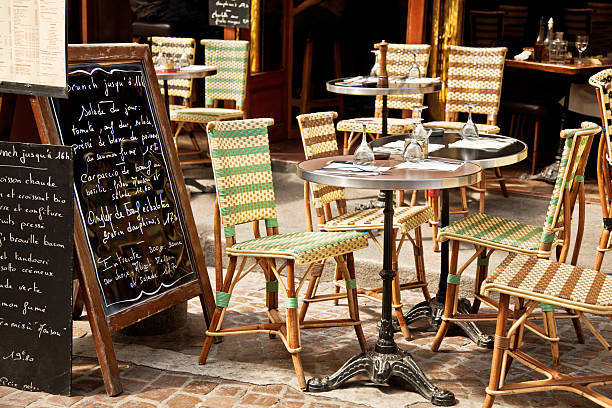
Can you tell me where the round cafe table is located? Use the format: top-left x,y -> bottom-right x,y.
296,156 -> 481,406
370,132 -> 527,347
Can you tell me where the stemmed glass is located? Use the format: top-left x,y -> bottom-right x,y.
461,104 -> 479,140
353,121 -> 375,166
407,52 -> 421,79
575,34 -> 589,65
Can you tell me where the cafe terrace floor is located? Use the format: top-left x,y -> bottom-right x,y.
2,140 -> 610,408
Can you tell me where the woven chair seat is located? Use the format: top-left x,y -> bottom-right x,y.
321,205 -> 433,235
171,107 -> 243,123
336,117 -> 412,134
227,231 -> 368,266
424,121 -> 500,134
482,253 -> 612,315
437,213 -> 559,255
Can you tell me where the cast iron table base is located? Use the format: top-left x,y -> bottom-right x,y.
306,191 -> 456,406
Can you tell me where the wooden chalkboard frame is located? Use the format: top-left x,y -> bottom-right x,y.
33,44 -> 214,396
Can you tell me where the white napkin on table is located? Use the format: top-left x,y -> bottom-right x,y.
373,141 -> 444,155
448,138 -> 513,151
394,159 -> 464,171
315,161 -> 392,176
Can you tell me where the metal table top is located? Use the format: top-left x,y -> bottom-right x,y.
296,155 -> 482,191
326,77 -> 442,96
370,132 -> 527,169
154,65 -> 217,80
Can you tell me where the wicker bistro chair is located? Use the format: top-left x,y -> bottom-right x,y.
425,45 -> 508,221
431,122 -> 602,362
151,36 -> 196,110
336,44 -> 431,155
589,69 -> 612,271
297,111 -> 433,339
481,253 -> 612,408
199,118 -> 369,390
170,40 -> 248,164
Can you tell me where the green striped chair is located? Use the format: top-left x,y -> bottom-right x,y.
199,118 -> 369,390
171,39 -> 248,163
430,122 -> 601,363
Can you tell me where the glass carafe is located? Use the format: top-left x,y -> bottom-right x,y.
550,32 -> 567,64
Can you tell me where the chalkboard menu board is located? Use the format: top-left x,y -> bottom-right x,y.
0,142 -> 74,395
50,63 -> 196,316
209,0 -> 250,28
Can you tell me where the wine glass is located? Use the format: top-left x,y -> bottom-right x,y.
461,104 -> 479,140
407,52 -> 421,79
403,133 -> 424,163
353,121 -> 375,166
575,34 -> 589,65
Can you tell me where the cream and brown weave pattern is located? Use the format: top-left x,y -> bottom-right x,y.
296,111 -> 345,208
322,206 -> 433,235
445,45 -> 507,116
172,40 -> 248,125
151,36 -> 196,100
228,230 -> 368,265
482,253 -> 612,314
336,117 -> 414,134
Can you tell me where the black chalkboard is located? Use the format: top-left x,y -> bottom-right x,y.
0,142 -> 74,395
209,0 -> 251,28
50,62 -> 197,316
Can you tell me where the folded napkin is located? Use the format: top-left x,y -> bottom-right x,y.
374,141 -> 444,155
315,161 -> 391,176
513,50 -> 532,61
448,138 -> 513,151
395,159 -> 464,171
403,77 -> 440,84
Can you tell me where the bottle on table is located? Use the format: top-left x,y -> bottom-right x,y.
550,32 -> 568,64
542,17 -> 554,63
533,17 -> 546,62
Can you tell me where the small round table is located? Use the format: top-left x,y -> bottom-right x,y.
370,133 -> 527,347
297,156 -> 481,406
155,65 -> 217,118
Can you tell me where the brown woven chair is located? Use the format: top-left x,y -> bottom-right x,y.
424,45 -> 508,252
336,44 -> 431,155
469,10 -> 505,47
297,111 -> 432,339
199,118 -> 369,390
482,253 -> 612,408
590,69 -> 612,271
150,36 -> 196,110
431,122 -> 601,364
171,40 -> 248,164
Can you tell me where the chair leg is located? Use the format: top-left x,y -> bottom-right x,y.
333,263 -> 342,306
299,262 -> 324,324
460,186 -> 469,216
472,251 -> 488,314
567,307 -> 585,344
482,293 -> 511,408
342,253 -> 368,351
286,261 -> 306,390
392,229 -> 411,340
494,167 -> 508,198
431,240 -> 460,351
479,172 -> 486,214
264,260 -> 279,339
594,228 -> 610,271
199,256 -> 238,364
542,309 -> 560,367
343,131 -> 351,155
428,190 -> 440,252
410,190 -> 418,207
413,226 -> 431,301
532,118 -> 540,174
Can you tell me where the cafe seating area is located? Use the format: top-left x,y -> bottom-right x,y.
5,0 -> 612,407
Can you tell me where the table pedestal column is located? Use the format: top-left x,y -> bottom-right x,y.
401,189 -> 494,348
307,190 -> 455,406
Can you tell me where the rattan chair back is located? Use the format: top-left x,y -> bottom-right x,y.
206,118 -> 277,237
151,36 -> 196,99
539,122 -> 601,254
374,44 -> 431,115
445,45 -> 507,117
202,39 -> 249,109
589,69 -> 612,165
296,111 -> 346,212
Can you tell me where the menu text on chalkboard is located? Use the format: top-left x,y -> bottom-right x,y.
209,0 -> 250,28
0,142 -> 74,395
50,62 -> 196,316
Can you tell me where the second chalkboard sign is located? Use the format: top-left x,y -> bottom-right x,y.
51,63 -> 196,316
209,0 -> 251,28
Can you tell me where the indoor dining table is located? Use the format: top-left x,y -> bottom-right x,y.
297,156 -> 481,405
370,132 -> 527,348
